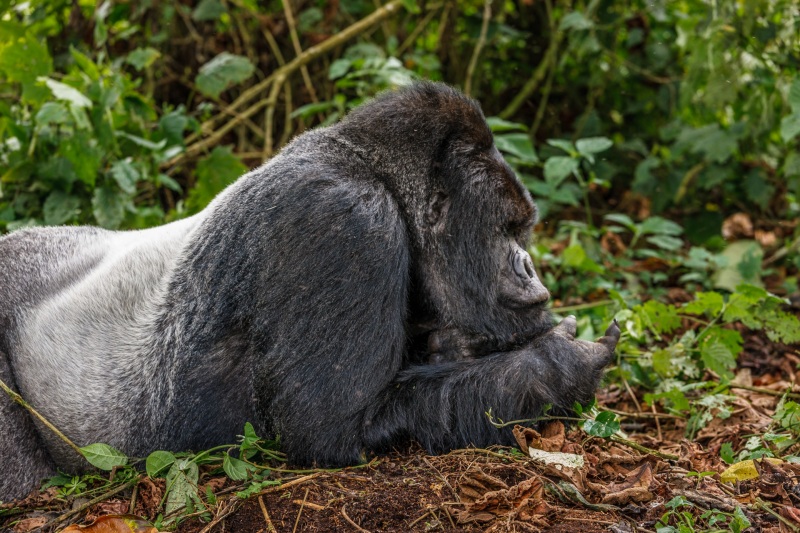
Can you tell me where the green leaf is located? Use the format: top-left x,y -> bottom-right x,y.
80,443 -> 128,470
559,11 -> 593,31
92,186 -> 126,229
328,58 -> 352,80
401,0 -> 421,14
639,300 -> 681,334
186,146 -> 247,213
290,101 -> 336,119
43,191 -> 80,225
543,156 -> 579,184
165,459 -> 201,517
116,131 -> 168,151
69,46 -> 100,80
196,53 -> 255,99
700,339 -> 736,378
62,137 -> 101,187
789,78 -> 800,113
713,241 -> 763,292
240,422 -> 260,451
494,133 -> 538,164
582,411 -> 619,438
720,442 -> 734,464
126,47 -> 161,71
775,401 -> 800,434
110,159 -> 140,195
223,455 -> 252,481
192,0 -> 227,21
780,113 -> 800,143
546,139 -> 575,154
0,34 -> 53,103
682,292 -> 724,316
486,117 -> 526,133
562,244 -> 586,268
604,213 -> 636,232
146,451 -> 176,478
39,77 -> 92,108
36,102 -> 71,128
575,137 -> 613,156
639,216 -> 683,236
646,234 -> 684,251
677,124 -> 738,164
236,479 -> 282,499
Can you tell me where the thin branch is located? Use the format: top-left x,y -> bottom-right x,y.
164,0 -> 405,170
0,377 -> 84,459
341,504 -> 371,533
282,0 -> 320,104
397,7 -> 439,56
464,0 -> 491,97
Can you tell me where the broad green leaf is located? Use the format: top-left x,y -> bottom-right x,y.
639,216 -> 683,236
146,450 -> 176,478
401,0 -> 421,14
720,442 -> 734,464
159,111 -> 189,146
110,159 -> 140,194
36,102 -> 71,127
700,339 -> 736,378
69,46 -> 99,80
192,0 -> 226,21
775,401 -> 800,433
486,117 -> 526,133
780,113 -> 800,143
116,131 -> 167,151
80,443 -> 128,470
646,234 -> 683,251
543,156 -> 578,184
582,411 -> 619,438
43,191 -> 80,225
290,101 -> 336,119
165,459 -> 201,517
186,146 -> 247,213
494,133 -> 538,164
328,58 -> 352,80
62,137 -> 101,187
789,78 -> 800,113
39,77 -> 92,108
223,455 -> 252,481
604,213 -> 635,231
575,137 -> 613,156
546,139 -> 575,154
92,186 -> 126,229
196,53 -> 255,99
559,11 -> 593,31
562,244 -> 586,268
0,34 -> 53,102
126,47 -> 161,71
713,240 -> 763,292
682,292 -> 724,316
676,124 -> 738,164
639,300 -> 680,334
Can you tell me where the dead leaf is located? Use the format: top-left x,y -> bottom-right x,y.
14,516 -> 48,532
722,213 -> 754,239
601,231 -> 626,256
456,477 -> 547,523
512,421 -> 565,455
59,515 -> 157,533
780,507 -> 800,525
601,462 -> 655,505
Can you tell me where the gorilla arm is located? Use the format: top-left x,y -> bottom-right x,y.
362,318 -> 620,453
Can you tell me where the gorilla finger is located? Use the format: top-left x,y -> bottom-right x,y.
553,315 -> 577,338
596,320 -> 620,354
604,319 -> 621,341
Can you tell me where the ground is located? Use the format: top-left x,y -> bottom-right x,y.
2,323 -> 800,532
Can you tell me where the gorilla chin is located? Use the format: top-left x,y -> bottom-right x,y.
0,82 -> 617,501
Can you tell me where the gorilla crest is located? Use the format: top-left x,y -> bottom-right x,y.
0,82 -> 618,500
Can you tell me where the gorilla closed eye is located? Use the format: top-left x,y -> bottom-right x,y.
0,82 -> 616,501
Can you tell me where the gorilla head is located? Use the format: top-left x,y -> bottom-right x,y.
0,82 -> 615,501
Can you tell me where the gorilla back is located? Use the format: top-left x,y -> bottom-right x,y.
0,82 -> 616,500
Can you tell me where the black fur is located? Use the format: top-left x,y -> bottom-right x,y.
0,83 -> 616,500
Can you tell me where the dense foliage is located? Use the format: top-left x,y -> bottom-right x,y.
1,1 -> 800,529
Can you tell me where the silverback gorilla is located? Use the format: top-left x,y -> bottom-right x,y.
0,82 -> 619,500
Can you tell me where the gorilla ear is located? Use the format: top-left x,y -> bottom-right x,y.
424,191 -> 450,229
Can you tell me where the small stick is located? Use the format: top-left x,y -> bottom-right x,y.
258,496 -> 277,533
0,377 -> 84,459
463,0 -> 491,96
255,472 -> 322,496
609,435 -> 678,461
43,479 -> 137,529
291,487 -> 309,533
341,504 -> 371,533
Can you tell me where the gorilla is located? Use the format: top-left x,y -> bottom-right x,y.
0,82 -> 618,501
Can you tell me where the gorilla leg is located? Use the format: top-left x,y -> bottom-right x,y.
363,318 -> 619,453
0,350 -> 55,500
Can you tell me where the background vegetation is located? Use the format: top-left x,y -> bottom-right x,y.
1,0 -> 800,530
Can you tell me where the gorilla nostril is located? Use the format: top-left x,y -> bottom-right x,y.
523,254 -> 534,278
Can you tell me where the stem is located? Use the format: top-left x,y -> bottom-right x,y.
551,299 -> 614,313
463,0 -> 491,97
0,377 -> 84,459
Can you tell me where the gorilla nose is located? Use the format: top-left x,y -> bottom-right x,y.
513,250 -> 550,304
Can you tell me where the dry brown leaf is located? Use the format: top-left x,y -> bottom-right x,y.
59,514 -> 157,533
601,231 -> 626,256
512,421 -> 565,455
600,462 -> 655,505
456,478 -> 547,523
780,506 -> 800,525
722,212 -> 754,239
13,516 -> 48,532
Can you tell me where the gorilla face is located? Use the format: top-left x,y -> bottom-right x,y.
416,129 -> 553,361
